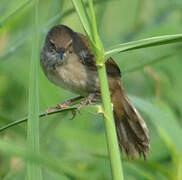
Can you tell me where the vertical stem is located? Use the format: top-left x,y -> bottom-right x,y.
98,65 -> 124,180
72,0 -> 124,179
89,1 -> 124,179
27,0 -> 42,179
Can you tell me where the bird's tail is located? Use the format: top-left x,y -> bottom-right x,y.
111,81 -> 150,159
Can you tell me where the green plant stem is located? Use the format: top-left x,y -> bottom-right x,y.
0,107 -> 77,132
72,0 -> 124,179
97,65 -> 124,180
27,0 -> 42,179
88,1 -> 124,179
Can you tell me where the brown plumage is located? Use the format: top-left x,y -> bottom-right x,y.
109,76 -> 149,159
41,25 -> 150,159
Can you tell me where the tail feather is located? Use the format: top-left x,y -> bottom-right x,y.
110,81 -> 150,159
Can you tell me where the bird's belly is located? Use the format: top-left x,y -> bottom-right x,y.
46,60 -> 100,96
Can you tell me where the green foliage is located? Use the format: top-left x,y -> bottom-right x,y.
0,0 -> 182,180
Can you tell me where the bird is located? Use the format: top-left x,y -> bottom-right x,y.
40,24 -> 150,159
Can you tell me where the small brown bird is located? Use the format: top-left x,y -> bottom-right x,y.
41,25 -> 150,159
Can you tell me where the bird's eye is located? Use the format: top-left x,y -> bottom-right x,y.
59,49 -> 64,59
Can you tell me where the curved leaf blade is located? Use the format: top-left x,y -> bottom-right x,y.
105,34 -> 182,57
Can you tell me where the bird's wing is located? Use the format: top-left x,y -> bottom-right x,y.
72,33 -> 121,77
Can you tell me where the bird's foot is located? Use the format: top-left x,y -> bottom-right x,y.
45,107 -> 59,115
56,101 -> 71,109
45,96 -> 83,115
45,94 -> 98,117
77,93 -> 98,111
45,101 -> 70,115
69,94 -> 97,119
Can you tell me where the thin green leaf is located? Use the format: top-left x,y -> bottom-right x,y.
105,34 -> 182,57
72,0 -> 92,38
0,107 -> 77,133
26,0 -> 42,179
88,0 -> 104,64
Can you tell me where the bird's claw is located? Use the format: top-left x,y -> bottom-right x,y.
45,107 -> 58,115
56,101 -> 70,109
45,94 -> 98,118
70,109 -> 78,120
45,101 -> 71,116
77,93 -> 96,111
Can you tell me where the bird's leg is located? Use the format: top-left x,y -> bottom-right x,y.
57,96 -> 84,108
77,93 -> 100,111
46,96 -> 83,115
70,93 -> 100,120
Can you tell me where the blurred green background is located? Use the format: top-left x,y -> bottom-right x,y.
1,0 -> 182,179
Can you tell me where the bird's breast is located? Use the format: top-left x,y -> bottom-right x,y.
46,54 -> 100,96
